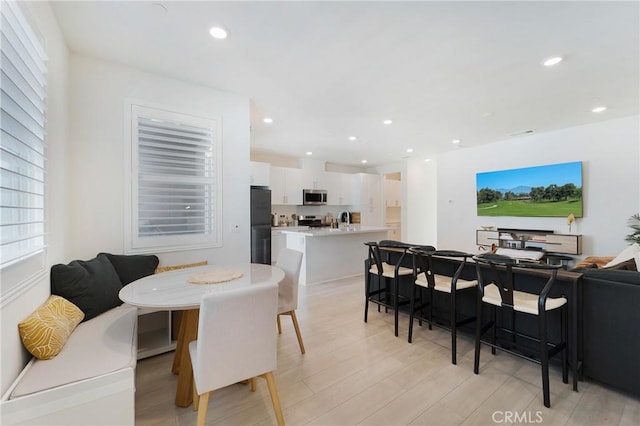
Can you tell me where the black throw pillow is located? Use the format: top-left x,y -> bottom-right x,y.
50,253 -> 123,321
100,253 -> 159,285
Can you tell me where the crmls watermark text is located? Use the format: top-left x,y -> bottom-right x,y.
492,410 -> 544,424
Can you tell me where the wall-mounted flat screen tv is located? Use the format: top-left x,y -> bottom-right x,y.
476,161 -> 583,217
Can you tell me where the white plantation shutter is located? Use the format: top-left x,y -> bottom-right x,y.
128,104 -> 221,253
1,1 -> 47,268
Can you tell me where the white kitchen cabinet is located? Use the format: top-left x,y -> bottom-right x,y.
384,178 -> 402,207
387,223 -> 402,240
326,172 -> 353,205
271,230 -> 286,263
250,161 -> 271,187
352,173 -> 382,226
301,169 -> 327,190
271,166 -> 302,205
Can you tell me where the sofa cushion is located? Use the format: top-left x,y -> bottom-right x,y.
10,304 -> 138,399
50,254 -> 123,321
574,256 -> 614,269
604,243 -> 640,269
18,295 -> 85,360
603,257 -> 637,271
101,253 -> 159,285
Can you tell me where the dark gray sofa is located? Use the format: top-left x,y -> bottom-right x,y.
574,268 -> 640,396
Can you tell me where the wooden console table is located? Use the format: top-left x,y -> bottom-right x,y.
477,228 -> 582,255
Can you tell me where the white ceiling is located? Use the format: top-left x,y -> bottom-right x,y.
50,1 -> 639,167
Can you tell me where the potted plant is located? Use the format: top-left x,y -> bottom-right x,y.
625,213 -> 640,244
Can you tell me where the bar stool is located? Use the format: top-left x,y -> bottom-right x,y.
473,253 -> 569,408
408,249 -> 477,364
364,241 -> 434,337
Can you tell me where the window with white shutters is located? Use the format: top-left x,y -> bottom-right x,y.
1,1 -> 47,269
126,103 -> 222,253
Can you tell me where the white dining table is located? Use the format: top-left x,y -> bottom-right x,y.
119,263 -> 285,407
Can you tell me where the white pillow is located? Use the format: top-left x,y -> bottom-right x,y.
604,243 -> 640,268
495,248 -> 545,261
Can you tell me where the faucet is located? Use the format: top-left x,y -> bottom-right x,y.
338,211 -> 349,225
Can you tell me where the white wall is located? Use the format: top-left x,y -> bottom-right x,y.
430,115 -> 639,257
2,26 -> 251,395
406,159 -> 438,246
1,1 -> 70,395
68,55 -> 251,266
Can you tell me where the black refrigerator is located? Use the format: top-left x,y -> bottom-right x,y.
250,187 -> 272,264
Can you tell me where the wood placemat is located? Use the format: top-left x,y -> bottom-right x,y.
187,269 -> 244,284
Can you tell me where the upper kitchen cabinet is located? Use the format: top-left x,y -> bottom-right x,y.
250,161 -> 270,187
326,172 -> 353,205
271,166 -> 302,205
352,173 -> 382,226
301,169 -> 327,190
302,170 -> 353,205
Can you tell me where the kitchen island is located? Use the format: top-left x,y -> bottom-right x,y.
280,226 -> 389,285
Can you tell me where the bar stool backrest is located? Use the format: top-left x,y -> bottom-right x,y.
473,253 -> 561,310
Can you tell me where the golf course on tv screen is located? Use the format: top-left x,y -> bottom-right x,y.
476,161 -> 583,217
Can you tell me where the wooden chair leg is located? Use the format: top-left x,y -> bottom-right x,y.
175,309 -> 199,407
290,310 -> 306,354
196,391 -> 210,426
277,314 -> 282,334
250,377 -> 257,392
262,372 -> 285,426
193,385 -> 199,411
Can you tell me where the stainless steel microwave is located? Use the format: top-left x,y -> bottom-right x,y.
303,189 -> 327,205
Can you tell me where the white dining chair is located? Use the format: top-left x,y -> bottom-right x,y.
275,248 -> 305,354
188,283 -> 285,426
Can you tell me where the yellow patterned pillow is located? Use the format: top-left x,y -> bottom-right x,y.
155,260 -> 208,274
18,295 -> 84,360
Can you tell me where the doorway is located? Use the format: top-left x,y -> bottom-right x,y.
383,172 -> 402,240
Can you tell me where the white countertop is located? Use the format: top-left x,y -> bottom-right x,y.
280,225 -> 389,237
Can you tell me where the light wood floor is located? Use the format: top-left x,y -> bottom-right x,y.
135,276 -> 640,425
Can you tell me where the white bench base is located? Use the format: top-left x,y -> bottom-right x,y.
1,305 -> 138,426
1,367 -> 134,425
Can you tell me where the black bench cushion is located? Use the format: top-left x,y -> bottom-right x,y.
51,253 -> 123,321
100,252 -> 159,285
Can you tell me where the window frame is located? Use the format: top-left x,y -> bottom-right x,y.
124,99 -> 223,254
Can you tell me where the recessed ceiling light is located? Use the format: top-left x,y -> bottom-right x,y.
209,26 -> 228,39
543,56 -> 563,66
306,151 -> 313,156
383,119 -> 393,125
425,158 -> 431,162
348,136 -> 357,141
592,106 -> 607,113
406,148 -> 414,153
452,139 -> 461,144
361,160 -> 368,164
263,117 -> 273,124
